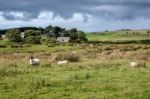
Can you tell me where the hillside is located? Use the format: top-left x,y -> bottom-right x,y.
86,30 -> 150,41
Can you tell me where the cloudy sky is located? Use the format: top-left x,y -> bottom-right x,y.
0,0 -> 150,32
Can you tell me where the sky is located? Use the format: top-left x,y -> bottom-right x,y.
0,0 -> 150,32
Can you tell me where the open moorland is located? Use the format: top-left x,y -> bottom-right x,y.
0,30 -> 150,99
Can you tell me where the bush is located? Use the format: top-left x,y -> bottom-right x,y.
55,53 -> 64,61
55,53 -> 80,62
25,36 -> 41,44
6,29 -> 22,42
64,53 -> 80,62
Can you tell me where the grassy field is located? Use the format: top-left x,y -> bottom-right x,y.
0,41 -> 150,99
86,30 -> 150,41
0,30 -> 150,99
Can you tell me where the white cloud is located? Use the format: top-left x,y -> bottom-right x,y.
0,11 -> 150,32
8,11 -> 24,19
0,11 -> 92,30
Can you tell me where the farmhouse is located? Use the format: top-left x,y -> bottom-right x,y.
57,37 -> 70,43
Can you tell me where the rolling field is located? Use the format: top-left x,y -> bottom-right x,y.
0,42 -> 150,99
0,30 -> 150,99
86,30 -> 150,41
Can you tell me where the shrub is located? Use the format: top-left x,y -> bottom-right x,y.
55,53 -> 80,62
24,30 -> 41,38
25,36 -> 41,44
6,29 -> 22,42
64,53 -> 80,62
46,38 -> 56,44
55,53 -> 64,61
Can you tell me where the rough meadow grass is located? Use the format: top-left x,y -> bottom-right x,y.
0,42 -> 150,99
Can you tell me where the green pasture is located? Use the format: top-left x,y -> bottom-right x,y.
86,31 -> 150,41
0,60 -> 150,99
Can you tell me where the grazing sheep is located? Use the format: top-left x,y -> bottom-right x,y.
57,60 -> 68,65
130,61 -> 138,67
130,61 -> 146,68
90,44 -> 94,47
72,51 -> 77,54
29,56 -> 40,65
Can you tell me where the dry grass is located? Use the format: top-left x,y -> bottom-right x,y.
55,53 -> 80,62
0,44 -> 149,65
137,61 -> 147,68
0,44 -> 150,99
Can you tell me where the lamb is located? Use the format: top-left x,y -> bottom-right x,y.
29,56 -> 40,65
57,60 -> 68,65
130,61 -> 138,67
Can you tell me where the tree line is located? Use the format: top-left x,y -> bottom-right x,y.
1,25 -> 87,44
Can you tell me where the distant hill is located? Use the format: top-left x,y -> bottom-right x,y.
87,30 -> 150,41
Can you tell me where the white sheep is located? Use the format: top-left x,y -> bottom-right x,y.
57,60 -> 68,65
29,56 -> 40,65
130,61 -> 138,67
72,51 -> 77,54
90,44 -> 94,47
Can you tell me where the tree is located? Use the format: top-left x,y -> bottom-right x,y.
77,31 -> 88,41
6,29 -> 21,42
24,30 -> 37,38
25,36 -> 41,44
64,30 -> 70,37
45,25 -> 53,32
52,26 -> 62,38
45,25 -> 53,38
46,26 -> 62,38
64,29 -> 88,42
70,28 -> 77,33
24,30 -> 41,44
